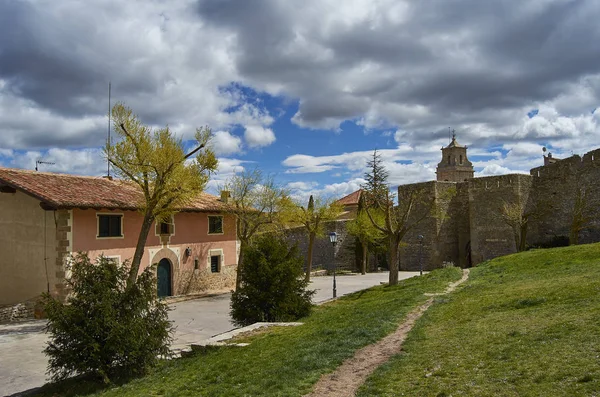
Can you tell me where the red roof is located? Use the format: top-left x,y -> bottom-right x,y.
0,167 -> 226,212
335,189 -> 362,206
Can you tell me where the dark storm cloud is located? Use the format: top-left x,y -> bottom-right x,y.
1,0 -> 600,154
196,0 -> 600,141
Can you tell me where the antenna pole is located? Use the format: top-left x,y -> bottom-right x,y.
107,82 -> 111,178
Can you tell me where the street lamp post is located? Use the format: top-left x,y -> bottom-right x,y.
329,232 -> 337,298
418,234 -> 424,276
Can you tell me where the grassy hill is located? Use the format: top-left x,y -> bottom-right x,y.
35,243 -> 600,396
358,243 -> 600,396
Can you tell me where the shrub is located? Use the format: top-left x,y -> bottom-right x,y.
42,254 -> 172,384
231,235 -> 315,326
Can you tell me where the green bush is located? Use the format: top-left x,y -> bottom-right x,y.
42,254 -> 172,384
231,235 -> 315,326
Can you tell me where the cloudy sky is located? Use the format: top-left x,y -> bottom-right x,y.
1,0 -> 599,202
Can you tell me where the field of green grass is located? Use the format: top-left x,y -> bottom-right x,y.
34,243 -> 600,396
34,267 -> 462,397
358,243 -> 600,396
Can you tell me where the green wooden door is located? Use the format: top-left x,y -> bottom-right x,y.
157,258 -> 172,298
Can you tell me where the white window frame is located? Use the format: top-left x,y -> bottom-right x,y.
208,248 -> 224,273
96,212 -> 124,239
207,215 -> 224,235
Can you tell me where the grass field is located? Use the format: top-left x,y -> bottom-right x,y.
358,243 -> 600,396
34,267 -> 462,397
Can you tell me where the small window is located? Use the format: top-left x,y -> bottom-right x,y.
210,255 -> 221,273
208,216 -> 223,234
159,222 -> 173,235
448,155 -> 451,165
460,155 -> 463,164
98,214 -> 122,238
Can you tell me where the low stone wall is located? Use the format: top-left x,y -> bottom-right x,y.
175,265 -> 237,295
0,300 -> 37,323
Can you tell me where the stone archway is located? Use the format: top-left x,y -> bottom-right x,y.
150,248 -> 180,296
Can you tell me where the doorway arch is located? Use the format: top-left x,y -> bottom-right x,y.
157,258 -> 172,298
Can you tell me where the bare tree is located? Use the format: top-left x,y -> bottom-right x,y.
222,169 -> 289,289
287,195 -> 343,282
366,186 -> 436,285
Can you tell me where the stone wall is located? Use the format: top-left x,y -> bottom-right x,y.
467,174 -> 532,264
175,265 -> 237,295
528,149 -> 600,246
0,301 -> 36,324
286,220 -> 359,273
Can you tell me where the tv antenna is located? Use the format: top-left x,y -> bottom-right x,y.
107,81 -> 112,178
35,160 -> 55,171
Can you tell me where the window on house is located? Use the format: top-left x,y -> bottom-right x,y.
460,155 -> 463,164
210,255 -> 221,273
448,155 -> 451,165
98,214 -> 123,238
208,216 -> 223,234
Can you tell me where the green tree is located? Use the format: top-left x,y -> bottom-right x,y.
346,194 -> 384,274
230,235 -> 315,326
288,195 -> 343,282
42,254 -> 171,384
222,169 -> 289,289
106,103 -> 217,284
361,150 -> 390,208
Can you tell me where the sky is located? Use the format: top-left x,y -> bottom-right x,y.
1,0 -> 599,203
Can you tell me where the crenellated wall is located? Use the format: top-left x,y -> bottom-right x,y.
288,147 -> 600,273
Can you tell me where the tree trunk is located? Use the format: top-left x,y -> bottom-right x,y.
361,242 -> 368,275
305,232 -> 315,282
128,212 -> 154,286
519,223 -> 528,252
236,239 -> 247,290
388,234 -> 400,285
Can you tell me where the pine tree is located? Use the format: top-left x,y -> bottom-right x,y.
361,150 -> 390,208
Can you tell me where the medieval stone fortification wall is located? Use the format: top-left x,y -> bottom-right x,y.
288,147 -> 600,273
528,147 -> 600,246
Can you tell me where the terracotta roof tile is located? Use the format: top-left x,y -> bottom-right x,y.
0,167 -> 225,212
335,189 -> 362,206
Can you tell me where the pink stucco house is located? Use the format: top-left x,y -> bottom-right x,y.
0,167 -> 238,320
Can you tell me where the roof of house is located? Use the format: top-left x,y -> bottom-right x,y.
0,167 -> 226,212
335,189 -> 362,206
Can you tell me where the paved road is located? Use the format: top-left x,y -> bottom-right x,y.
1,271 -> 420,396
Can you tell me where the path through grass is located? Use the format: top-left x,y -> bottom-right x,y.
34,267 -> 462,397
358,243 -> 600,396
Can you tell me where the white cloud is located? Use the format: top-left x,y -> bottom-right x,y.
0,148 -> 107,176
211,130 -> 243,155
244,125 -> 276,148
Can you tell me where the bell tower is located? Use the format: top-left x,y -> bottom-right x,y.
436,130 -> 474,182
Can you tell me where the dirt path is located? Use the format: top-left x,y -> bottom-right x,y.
304,269 -> 470,397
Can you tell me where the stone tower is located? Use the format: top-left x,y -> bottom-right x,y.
436,131 -> 474,182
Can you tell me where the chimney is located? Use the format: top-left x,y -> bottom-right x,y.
220,190 -> 231,204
